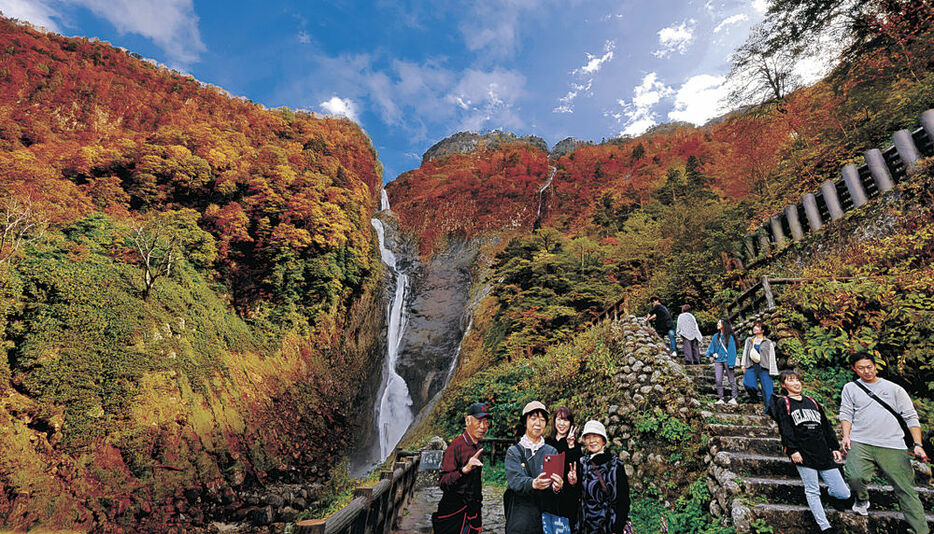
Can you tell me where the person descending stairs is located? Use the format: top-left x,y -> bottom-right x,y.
687,363 -> 934,533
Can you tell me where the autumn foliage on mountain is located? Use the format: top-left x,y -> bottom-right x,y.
388,2 -> 934,365
0,17 -> 385,531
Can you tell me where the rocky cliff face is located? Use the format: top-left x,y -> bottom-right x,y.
550,136 -> 592,158
421,130 -> 547,164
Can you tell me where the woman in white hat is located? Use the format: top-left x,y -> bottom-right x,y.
567,420 -> 630,534
504,401 -> 564,534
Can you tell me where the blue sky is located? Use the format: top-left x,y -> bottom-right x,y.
1,0 -> 773,182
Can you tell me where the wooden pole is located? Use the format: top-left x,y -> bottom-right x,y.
761,276 -> 775,309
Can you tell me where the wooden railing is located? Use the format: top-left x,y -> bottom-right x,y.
593,294 -> 627,325
294,453 -> 421,534
726,276 -> 803,322
731,108 -> 934,271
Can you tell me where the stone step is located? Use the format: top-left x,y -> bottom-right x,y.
714,451 -> 807,477
741,475 -> 934,510
700,401 -> 769,416
707,424 -> 777,438
749,502 -> 934,533
701,411 -> 775,427
715,435 -> 785,455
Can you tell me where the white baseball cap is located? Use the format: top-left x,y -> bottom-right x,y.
580,420 -> 607,441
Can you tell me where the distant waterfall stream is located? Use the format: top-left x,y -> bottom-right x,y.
536,166 -> 557,219
371,192 -> 414,461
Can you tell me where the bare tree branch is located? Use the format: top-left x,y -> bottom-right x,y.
0,195 -> 48,264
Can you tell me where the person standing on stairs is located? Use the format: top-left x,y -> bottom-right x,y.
646,296 -> 676,357
705,318 -> 738,405
676,304 -> 703,365
772,370 -> 850,534
740,321 -> 778,414
434,402 -> 491,534
839,352 -> 930,534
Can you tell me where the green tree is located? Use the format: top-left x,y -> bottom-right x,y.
127,209 -> 216,299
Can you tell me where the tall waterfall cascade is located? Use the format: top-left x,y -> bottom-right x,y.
536,166 -> 557,218
371,190 -> 415,460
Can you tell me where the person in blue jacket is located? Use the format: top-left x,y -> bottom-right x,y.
706,318 -> 738,405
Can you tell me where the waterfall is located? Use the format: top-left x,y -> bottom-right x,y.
536,166 -> 557,218
380,189 -> 390,212
371,192 -> 414,460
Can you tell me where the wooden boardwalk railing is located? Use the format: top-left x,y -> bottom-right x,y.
294,453 -> 421,534
726,276 -> 804,322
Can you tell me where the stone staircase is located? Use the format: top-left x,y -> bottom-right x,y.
687,364 -> 934,533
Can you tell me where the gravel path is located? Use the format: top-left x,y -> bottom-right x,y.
392,485 -> 507,533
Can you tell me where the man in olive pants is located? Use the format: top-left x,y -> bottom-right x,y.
840,353 -> 930,534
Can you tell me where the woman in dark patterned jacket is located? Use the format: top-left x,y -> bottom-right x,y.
567,420 -> 630,534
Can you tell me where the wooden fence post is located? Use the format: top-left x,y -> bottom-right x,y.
761,276 -> 775,309
294,519 -> 326,534
865,149 -> 895,193
842,164 -> 868,208
893,129 -> 920,172
801,192 -> 823,233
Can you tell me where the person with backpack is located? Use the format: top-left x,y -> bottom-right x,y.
705,318 -> 738,405
566,420 -> 631,534
504,401 -> 564,534
839,352 -> 930,534
771,370 -> 850,533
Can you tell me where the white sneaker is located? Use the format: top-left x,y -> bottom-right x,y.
728,398 -> 738,405
852,500 -> 869,516
714,399 -> 725,405
671,351 -> 677,357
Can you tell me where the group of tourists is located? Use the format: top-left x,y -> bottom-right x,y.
653,297 -> 930,534
766,352 -> 929,533
434,402 -> 630,534
432,298 -> 929,534
654,296 -> 776,412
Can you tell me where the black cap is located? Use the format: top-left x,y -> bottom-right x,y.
466,402 -> 491,419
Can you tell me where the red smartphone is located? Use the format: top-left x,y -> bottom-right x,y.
543,452 -> 565,479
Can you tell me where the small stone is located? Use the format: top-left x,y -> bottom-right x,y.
266,494 -> 284,508
278,506 -> 298,522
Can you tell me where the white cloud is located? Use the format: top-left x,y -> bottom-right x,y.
653,19 -> 695,58
459,0 -> 540,58
447,68 -> 526,131
751,0 -> 769,14
320,96 -> 359,122
576,40 -> 615,75
0,0 -> 60,31
668,74 -> 728,124
611,72 -> 674,136
1,0 -> 206,65
553,41 -> 614,114
291,54 -> 526,138
714,13 -> 749,33
79,0 -> 205,65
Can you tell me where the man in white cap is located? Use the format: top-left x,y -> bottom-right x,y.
568,420 -> 630,534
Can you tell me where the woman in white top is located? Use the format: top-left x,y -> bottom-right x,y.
676,304 -> 703,365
